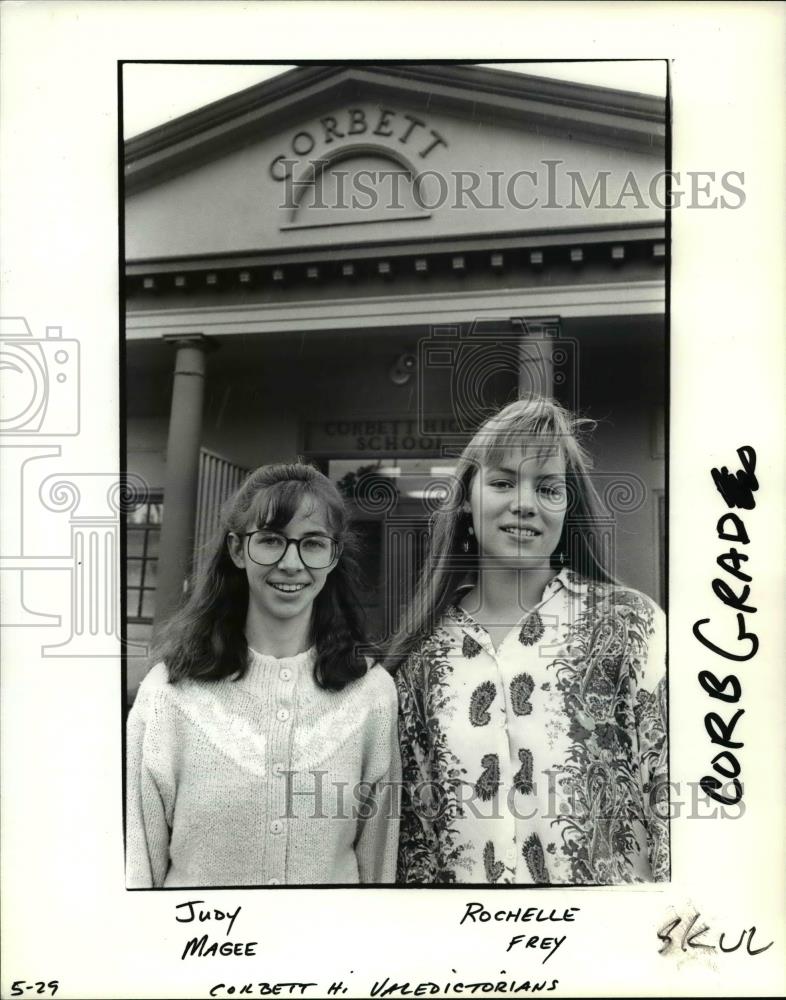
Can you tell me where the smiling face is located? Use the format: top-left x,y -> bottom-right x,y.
227,497 -> 339,627
468,448 -> 567,570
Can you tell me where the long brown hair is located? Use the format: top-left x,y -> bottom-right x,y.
385,396 -> 614,671
154,463 -> 367,691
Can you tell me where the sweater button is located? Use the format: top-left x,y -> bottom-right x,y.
267,878 -> 281,886
269,819 -> 284,835
276,708 -> 290,722
280,668 -> 292,681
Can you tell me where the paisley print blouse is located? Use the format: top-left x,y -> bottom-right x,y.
395,569 -> 668,885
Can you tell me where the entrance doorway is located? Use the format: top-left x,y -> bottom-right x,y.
324,456 -> 459,644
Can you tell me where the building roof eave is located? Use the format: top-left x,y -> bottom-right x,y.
124,63 -> 667,193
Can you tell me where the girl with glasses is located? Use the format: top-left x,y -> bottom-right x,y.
388,396 -> 667,885
126,462 -> 400,887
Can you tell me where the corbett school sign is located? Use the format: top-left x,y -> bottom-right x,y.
304,417 -> 462,457
269,106 -> 450,180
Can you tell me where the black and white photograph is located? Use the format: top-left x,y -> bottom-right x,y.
1,3 -> 784,998
123,61 -> 669,889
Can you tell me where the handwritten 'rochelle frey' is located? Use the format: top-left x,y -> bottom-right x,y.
460,902 -> 579,964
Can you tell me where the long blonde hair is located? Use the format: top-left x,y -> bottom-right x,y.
385,396 -> 613,670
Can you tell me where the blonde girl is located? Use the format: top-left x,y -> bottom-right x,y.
390,397 -> 667,885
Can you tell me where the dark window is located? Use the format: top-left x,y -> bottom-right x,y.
126,492 -> 163,623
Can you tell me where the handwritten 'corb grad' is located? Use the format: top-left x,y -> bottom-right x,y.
694,445 -> 759,807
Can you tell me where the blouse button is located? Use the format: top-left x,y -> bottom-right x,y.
280,668 -> 292,681
276,708 -> 290,722
267,877 -> 281,886
269,819 -> 284,835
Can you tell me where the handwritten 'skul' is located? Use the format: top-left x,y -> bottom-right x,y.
658,907 -> 774,958
693,446 -> 759,806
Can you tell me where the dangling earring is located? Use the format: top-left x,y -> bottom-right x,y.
559,551 -> 565,566
462,522 -> 474,554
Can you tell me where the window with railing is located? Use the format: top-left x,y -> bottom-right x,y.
193,449 -> 250,574
126,492 -> 164,623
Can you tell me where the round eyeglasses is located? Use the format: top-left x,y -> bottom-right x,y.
242,530 -> 340,570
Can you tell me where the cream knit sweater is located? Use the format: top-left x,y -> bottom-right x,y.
126,647 -> 401,887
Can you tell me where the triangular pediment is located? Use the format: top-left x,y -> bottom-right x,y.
125,64 -> 666,261
127,64 -> 665,187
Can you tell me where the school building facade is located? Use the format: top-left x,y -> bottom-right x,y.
124,64 -> 667,696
